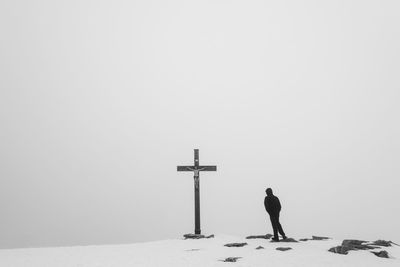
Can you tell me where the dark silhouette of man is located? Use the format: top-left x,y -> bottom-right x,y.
264,188 -> 286,241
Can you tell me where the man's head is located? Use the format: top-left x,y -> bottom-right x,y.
266,188 -> 273,196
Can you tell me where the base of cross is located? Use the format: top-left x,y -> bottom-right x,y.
183,233 -> 215,240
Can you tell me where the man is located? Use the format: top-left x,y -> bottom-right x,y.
264,188 -> 286,241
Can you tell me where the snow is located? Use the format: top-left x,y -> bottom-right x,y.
0,235 -> 399,267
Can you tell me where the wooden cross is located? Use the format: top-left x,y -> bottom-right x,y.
177,149 -> 217,235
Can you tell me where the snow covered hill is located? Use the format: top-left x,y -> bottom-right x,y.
0,235 -> 398,267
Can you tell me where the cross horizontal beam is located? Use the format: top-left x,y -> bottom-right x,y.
177,166 -> 217,172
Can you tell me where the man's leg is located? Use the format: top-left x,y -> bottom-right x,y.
269,215 -> 279,240
276,213 -> 286,238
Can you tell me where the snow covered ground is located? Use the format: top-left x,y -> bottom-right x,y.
0,235 -> 398,267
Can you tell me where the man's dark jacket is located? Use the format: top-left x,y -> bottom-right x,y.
264,193 -> 281,216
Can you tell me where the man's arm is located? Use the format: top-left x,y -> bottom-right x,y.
264,197 -> 270,213
277,197 -> 281,212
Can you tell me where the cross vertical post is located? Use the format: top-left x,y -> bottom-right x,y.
177,149 -> 217,235
194,149 -> 200,234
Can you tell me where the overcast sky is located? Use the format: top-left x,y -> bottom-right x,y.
1,0 -> 399,249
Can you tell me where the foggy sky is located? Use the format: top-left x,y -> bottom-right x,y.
1,0 -> 399,248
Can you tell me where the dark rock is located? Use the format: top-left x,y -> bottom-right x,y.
185,248 -> 200,251
224,243 -> 248,247
366,245 -> 379,249
279,238 -> 298,243
371,240 -> 392,247
183,233 -> 215,239
246,234 -> 273,239
312,235 -> 330,240
341,239 -> 367,247
183,234 -> 205,239
329,239 -> 381,255
352,244 -> 377,250
339,240 -> 377,250
255,246 -> 265,250
328,246 -> 353,255
221,257 -> 241,262
299,236 -> 329,242
276,247 -> 292,251
371,250 -> 389,258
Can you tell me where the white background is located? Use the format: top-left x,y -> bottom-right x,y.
0,0 -> 399,248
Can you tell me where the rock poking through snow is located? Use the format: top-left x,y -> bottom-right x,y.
341,240 -> 378,250
276,247 -> 292,251
371,250 -> 390,258
185,248 -> 200,251
328,246 -> 353,255
221,257 -> 241,262
183,234 -> 204,239
312,236 -> 330,240
255,246 -> 264,250
329,239 -> 383,255
224,243 -> 248,247
246,234 -> 273,239
300,236 -> 330,241
279,238 -> 298,243
371,240 -> 393,247
341,240 -> 367,247
183,234 -> 214,239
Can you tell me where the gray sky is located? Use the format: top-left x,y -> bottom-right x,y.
1,0 -> 399,248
